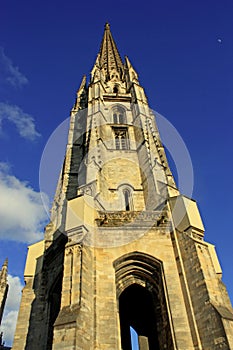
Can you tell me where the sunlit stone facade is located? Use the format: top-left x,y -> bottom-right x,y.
13,24 -> 233,350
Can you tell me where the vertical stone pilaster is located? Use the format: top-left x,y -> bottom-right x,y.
61,246 -> 73,307
52,243 -> 82,350
12,278 -> 35,350
71,245 -> 82,305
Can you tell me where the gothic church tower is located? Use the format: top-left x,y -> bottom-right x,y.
13,24 -> 233,350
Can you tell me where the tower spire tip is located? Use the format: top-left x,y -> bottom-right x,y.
105,22 -> 110,30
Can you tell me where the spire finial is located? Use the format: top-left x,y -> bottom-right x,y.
105,22 -> 110,30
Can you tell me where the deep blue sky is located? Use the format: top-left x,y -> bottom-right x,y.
0,0 -> 233,345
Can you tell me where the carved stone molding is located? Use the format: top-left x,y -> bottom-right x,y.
66,225 -> 88,244
96,210 -> 169,227
77,180 -> 97,197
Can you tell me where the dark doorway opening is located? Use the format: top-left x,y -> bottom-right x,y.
119,284 -> 160,350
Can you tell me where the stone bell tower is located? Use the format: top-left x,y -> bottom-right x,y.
13,24 -> 233,350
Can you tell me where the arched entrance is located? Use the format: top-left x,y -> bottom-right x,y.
114,252 -> 175,350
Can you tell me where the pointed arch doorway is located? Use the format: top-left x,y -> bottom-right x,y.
114,252 -> 175,350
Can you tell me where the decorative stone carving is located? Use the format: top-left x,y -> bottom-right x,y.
77,180 -> 97,197
96,210 -> 169,227
66,225 -> 88,244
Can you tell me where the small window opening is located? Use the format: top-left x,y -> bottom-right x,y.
113,86 -> 118,93
119,114 -> 124,123
113,113 -> 118,124
112,106 -> 126,124
124,190 -> 130,211
113,128 -> 129,150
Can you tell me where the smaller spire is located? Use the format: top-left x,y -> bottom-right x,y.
78,75 -> 86,93
73,75 -> 87,111
125,56 -> 139,84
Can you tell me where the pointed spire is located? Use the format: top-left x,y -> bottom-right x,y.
72,75 -> 87,112
125,56 -> 139,84
98,23 -> 124,81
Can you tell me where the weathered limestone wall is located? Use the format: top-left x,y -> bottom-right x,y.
53,243 -> 96,349
12,277 -> 35,350
12,235 -> 67,350
177,231 -> 233,349
92,224 -> 195,349
52,217 -> 197,349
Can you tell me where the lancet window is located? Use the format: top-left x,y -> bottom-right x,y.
112,106 -> 126,124
119,185 -> 133,211
123,189 -> 131,211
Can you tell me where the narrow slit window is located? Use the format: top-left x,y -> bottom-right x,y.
124,190 -> 130,211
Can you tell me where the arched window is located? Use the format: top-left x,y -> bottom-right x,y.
119,186 -> 133,211
112,106 -> 126,124
124,189 -> 130,211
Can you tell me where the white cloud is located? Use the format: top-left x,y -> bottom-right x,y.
0,162 -> 49,243
0,102 -> 41,140
0,274 -> 24,347
0,47 -> 28,88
